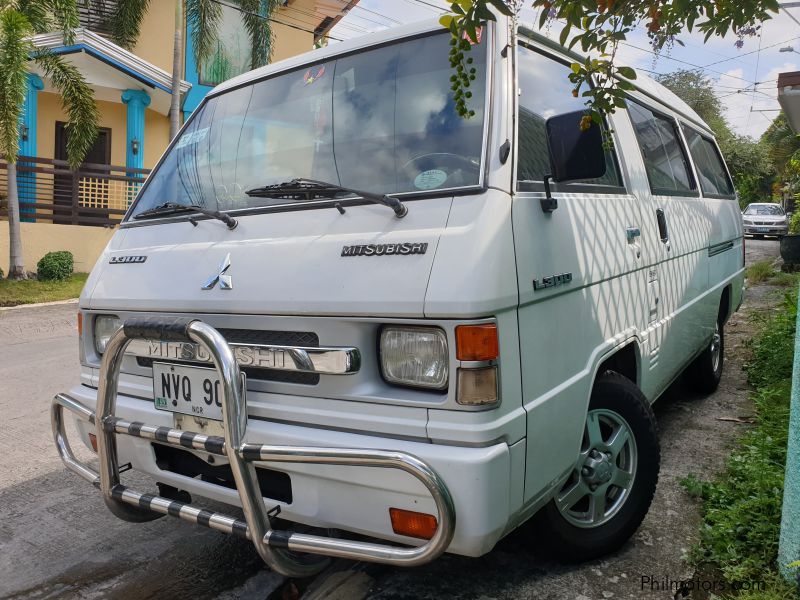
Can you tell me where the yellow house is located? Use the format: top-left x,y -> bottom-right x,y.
0,0 -> 357,271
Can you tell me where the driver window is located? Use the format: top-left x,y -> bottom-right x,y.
517,44 -> 622,189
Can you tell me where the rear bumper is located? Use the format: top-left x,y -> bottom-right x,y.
64,384 -> 512,557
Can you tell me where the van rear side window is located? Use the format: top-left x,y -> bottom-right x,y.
629,101 -> 696,196
516,45 -> 622,191
681,126 -> 735,199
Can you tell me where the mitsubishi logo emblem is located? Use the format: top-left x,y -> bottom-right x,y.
202,253 -> 233,290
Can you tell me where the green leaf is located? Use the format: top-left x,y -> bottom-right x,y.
0,10 -> 32,163
487,0 -> 515,17
559,24 -> 571,46
475,4 -> 496,20
440,15 -> 455,28
538,6 -> 550,28
616,80 -> 635,91
617,66 -> 637,79
107,0 -> 150,50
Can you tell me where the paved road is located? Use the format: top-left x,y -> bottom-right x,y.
0,239 -> 782,599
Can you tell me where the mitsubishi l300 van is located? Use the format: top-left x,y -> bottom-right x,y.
52,14 -> 744,577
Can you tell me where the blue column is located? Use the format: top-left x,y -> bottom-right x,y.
19,73 -> 43,222
121,89 -> 151,173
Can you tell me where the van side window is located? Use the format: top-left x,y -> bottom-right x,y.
628,101 -> 696,196
517,44 -> 622,190
681,126 -> 735,198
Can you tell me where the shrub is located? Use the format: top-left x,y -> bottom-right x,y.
789,210 -> 800,235
37,251 -> 74,281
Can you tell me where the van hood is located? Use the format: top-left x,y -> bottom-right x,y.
84,198 -> 453,317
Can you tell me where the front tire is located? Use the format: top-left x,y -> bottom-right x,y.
528,372 -> 660,561
685,320 -> 724,394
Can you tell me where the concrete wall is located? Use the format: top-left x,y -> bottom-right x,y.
0,222 -> 113,274
273,0 -> 317,63
133,0 -> 179,73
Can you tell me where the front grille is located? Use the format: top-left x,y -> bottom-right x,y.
136,329 -> 321,385
153,443 -> 292,503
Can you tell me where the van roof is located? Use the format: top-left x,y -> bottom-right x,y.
210,18 -> 712,136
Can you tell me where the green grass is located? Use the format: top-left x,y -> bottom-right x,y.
681,290 -> 798,599
745,262 -> 799,288
0,273 -> 88,307
770,272 -> 800,288
746,261 -> 777,284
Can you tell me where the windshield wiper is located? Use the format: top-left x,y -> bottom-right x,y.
134,202 -> 238,229
245,178 -> 407,218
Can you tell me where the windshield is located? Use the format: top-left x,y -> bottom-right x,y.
744,204 -> 784,216
129,31 -> 488,219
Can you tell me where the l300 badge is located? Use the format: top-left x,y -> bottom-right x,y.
533,272 -> 573,291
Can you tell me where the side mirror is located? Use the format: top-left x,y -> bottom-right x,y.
540,111 -> 607,213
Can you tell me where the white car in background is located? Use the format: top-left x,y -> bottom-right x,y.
742,203 -> 788,238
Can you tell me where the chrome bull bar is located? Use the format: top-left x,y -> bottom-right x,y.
51,318 -> 456,577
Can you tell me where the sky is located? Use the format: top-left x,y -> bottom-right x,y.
329,0 -> 800,139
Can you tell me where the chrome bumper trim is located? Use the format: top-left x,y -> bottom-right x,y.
125,339 -> 361,375
52,318 -> 455,577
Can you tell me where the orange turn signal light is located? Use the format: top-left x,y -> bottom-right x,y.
455,324 -> 499,361
77,312 -> 83,337
88,433 -> 98,452
389,508 -> 438,540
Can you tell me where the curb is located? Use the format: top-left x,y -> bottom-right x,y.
0,298 -> 79,312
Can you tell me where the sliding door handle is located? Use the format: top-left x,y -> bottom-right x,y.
655,208 -> 670,250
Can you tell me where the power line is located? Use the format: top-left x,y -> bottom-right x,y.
621,41 -> 763,86
280,3 -> 375,34
209,0 -> 345,41
401,0 -> 447,14
745,31 -> 764,132
700,34 -> 800,68
348,2 -> 402,24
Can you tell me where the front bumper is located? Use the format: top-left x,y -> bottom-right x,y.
744,224 -> 788,236
53,318 -> 511,576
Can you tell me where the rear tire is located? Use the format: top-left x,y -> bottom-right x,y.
685,319 -> 724,395
527,372 -> 660,561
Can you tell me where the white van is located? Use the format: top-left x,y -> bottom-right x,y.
52,16 -> 744,577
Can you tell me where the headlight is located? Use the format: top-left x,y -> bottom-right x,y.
380,326 -> 448,389
94,315 -> 122,354
743,219 -> 753,225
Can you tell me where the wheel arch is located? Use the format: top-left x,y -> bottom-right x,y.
594,339 -> 641,386
719,284 -> 732,324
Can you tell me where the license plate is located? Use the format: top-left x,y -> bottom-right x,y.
153,362 -> 245,421
755,227 -> 769,232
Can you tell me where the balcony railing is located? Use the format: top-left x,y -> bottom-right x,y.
0,156 -> 150,227
78,0 -> 118,37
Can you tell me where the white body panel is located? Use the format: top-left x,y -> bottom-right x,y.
70,18 -> 745,557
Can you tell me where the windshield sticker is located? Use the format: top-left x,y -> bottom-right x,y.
304,65 -> 326,86
414,169 -> 448,190
175,127 -> 209,149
